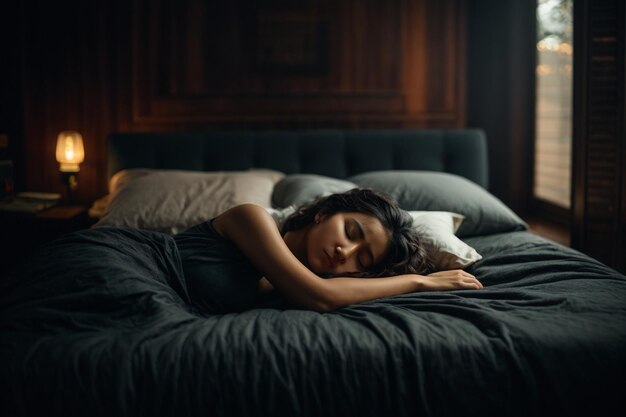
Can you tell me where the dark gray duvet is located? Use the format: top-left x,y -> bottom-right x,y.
1,227 -> 625,417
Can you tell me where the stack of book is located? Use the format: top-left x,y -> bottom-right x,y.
0,192 -> 61,213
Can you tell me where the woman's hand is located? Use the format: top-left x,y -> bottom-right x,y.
416,269 -> 483,291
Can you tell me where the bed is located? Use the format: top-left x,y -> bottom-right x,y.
1,129 -> 625,417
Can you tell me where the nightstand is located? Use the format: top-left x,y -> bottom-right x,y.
0,205 -> 94,277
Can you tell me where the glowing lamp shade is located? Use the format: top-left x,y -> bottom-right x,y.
56,131 -> 84,172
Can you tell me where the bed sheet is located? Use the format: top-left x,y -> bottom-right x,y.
1,228 -> 625,417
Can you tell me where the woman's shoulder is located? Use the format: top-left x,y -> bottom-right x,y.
212,204 -> 277,237
221,203 -> 274,220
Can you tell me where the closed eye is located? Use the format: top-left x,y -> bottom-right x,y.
351,219 -> 365,240
349,218 -> 374,267
346,220 -> 364,242
344,223 -> 366,270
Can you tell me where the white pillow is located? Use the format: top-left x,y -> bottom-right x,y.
409,211 -> 482,271
93,169 -> 285,234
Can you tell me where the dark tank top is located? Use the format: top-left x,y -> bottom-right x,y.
173,219 -> 265,314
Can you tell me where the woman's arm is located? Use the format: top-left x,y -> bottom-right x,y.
213,204 -> 481,312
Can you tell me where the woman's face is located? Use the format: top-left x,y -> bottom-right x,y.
305,211 -> 391,276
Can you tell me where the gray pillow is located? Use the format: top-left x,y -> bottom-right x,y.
349,171 -> 527,237
272,174 -> 357,208
94,169 -> 284,234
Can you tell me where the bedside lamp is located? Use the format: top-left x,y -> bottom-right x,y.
56,131 -> 84,203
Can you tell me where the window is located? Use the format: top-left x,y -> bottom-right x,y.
534,0 -> 573,208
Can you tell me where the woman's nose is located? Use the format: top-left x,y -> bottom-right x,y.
335,244 -> 357,263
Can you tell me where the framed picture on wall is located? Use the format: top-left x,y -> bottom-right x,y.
252,12 -> 330,75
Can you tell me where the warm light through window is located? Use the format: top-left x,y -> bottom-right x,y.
534,0 -> 573,208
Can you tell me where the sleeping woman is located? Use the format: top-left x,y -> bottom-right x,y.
174,188 -> 482,313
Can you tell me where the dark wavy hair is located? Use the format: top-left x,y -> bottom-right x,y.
281,188 -> 434,277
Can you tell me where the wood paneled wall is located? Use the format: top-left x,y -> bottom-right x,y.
18,0 -> 120,203
15,0 -> 467,203
131,0 -> 465,128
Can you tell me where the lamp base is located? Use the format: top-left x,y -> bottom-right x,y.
60,172 -> 78,204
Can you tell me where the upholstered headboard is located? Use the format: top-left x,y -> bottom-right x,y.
107,129 -> 489,188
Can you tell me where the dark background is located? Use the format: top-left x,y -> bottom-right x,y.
1,0 -> 624,271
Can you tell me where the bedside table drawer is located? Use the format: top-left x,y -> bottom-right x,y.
0,205 -> 94,277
